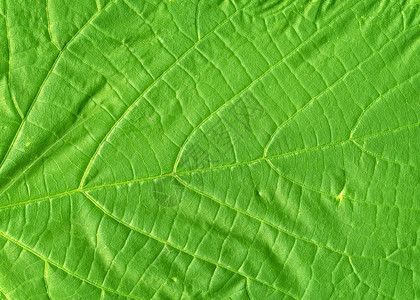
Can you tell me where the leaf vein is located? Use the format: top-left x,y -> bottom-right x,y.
82,191 -> 299,299
0,233 -> 139,299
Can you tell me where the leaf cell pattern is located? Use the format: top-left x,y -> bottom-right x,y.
0,0 -> 419,299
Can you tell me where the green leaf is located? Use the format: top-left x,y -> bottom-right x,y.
0,0 -> 419,299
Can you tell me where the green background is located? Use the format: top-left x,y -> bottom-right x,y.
0,0 -> 419,298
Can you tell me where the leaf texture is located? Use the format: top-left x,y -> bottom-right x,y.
0,0 -> 419,299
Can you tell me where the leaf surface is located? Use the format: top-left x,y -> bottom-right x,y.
0,0 -> 419,299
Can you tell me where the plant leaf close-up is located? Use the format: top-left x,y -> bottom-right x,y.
0,0 -> 419,299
